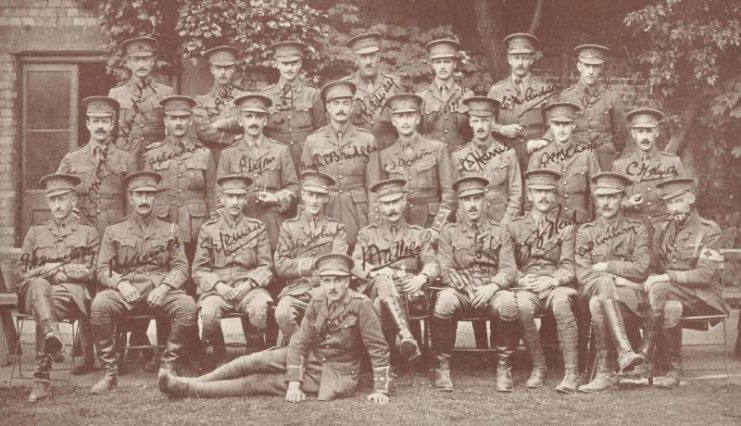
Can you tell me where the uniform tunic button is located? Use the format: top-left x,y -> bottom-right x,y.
339,161 -> 343,165
647,187 -> 652,191
339,190 -> 343,194
177,189 -> 182,193
409,204 -> 414,208
178,203 -> 182,207
339,175 -> 343,179
322,357 -> 327,362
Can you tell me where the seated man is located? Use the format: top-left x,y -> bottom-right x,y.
274,171 -> 348,344
192,175 -> 274,365
640,177 -> 728,388
90,171 -> 196,394
433,176 -> 518,392
159,253 -> 391,403
14,174 -> 99,402
575,172 -> 650,393
508,169 -> 579,392
351,178 -> 440,361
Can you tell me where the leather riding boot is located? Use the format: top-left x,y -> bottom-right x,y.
71,320 -> 96,375
639,310 -> 664,362
382,297 -> 421,361
244,322 -> 266,353
654,326 -> 682,389
601,298 -> 646,374
206,328 -> 228,365
494,320 -> 516,392
34,298 -> 64,357
89,322 -> 118,394
160,323 -> 192,376
27,379 -> 51,403
431,316 -> 455,391
520,313 -> 547,388
28,353 -> 52,403
554,312 -> 580,393
578,350 -> 615,393
159,368 -> 251,399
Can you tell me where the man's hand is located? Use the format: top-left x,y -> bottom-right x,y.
51,270 -> 69,284
232,281 -> 253,302
367,392 -> 389,404
285,381 -> 305,403
644,274 -> 669,293
215,282 -> 236,301
497,123 -> 523,138
117,280 -> 141,303
472,284 -> 498,308
257,191 -> 280,206
401,274 -> 427,295
519,275 -> 557,294
527,138 -> 549,153
592,262 -> 608,272
147,284 -> 171,307
625,194 -> 644,208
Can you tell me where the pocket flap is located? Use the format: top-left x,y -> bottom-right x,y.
350,189 -> 367,203
152,160 -> 171,170
188,203 -> 207,218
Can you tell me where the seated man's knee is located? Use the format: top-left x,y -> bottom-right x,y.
373,276 -> 398,299
199,297 -> 224,329
242,291 -> 271,330
172,295 -> 196,326
515,295 -> 538,319
491,291 -> 518,322
594,278 -> 617,300
274,298 -> 294,329
433,289 -> 459,319
26,278 -> 52,299
90,290 -> 124,324
550,287 -> 576,316
663,300 -> 683,329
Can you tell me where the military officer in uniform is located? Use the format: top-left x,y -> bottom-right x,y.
380,93 -> 455,231
417,38 -> 474,152
351,179 -> 439,361
301,80 -> 383,247
193,45 -> 247,161
433,176 -> 518,392
192,175 -> 274,364
575,172 -> 650,393
529,102 -> 601,224
274,171 -> 348,344
159,253 -> 392,404
261,41 -> 324,168
58,96 -> 137,235
89,171 -> 196,394
144,95 -> 216,261
508,169 -> 579,392
14,174 -> 99,402
556,44 -> 628,170
217,94 -> 300,250
487,33 -> 557,172
342,32 -> 403,150
108,37 -> 175,168
638,177 -> 728,388
451,96 -> 522,224
612,108 -> 691,226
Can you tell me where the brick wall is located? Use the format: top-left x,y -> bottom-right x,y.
0,0 -> 104,286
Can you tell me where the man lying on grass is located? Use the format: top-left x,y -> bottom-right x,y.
159,253 -> 391,403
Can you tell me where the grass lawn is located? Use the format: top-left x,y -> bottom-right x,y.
3,366 -> 741,426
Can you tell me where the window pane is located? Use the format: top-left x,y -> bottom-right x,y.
26,130 -> 71,189
26,70 -> 72,130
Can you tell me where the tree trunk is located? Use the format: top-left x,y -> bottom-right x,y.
527,0 -> 544,34
474,0 -> 507,81
665,94 -> 702,155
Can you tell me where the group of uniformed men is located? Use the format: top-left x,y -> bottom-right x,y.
14,30 -> 727,405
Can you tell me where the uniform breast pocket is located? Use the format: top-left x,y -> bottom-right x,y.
566,166 -> 588,193
233,237 -> 259,266
415,155 -> 437,188
184,160 -> 207,189
611,240 -> 632,260
292,110 -> 313,131
260,165 -> 281,186
452,242 -> 474,266
152,160 -> 171,172
113,238 -> 137,270
488,163 -> 509,186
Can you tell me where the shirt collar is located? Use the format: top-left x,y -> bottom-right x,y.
130,212 -> 156,231
240,134 -> 265,149
277,77 -> 303,94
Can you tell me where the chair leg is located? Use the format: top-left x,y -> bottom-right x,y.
9,316 -> 25,384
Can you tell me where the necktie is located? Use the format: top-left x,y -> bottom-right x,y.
367,80 -> 374,93
93,146 -> 104,164
403,144 -> 414,159
515,79 -> 524,97
440,85 -> 448,101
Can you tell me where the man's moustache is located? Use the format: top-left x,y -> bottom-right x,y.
139,204 -> 151,208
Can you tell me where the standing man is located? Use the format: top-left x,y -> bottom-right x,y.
487,33 -> 557,172
144,95 -> 215,262
351,179 -> 440,361
192,175 -> 274,364
159,253 -> 391,404
529,102 -> 601,224
274,171 -> 348,344
451,96 -> 522,224
433,176 -> 518,392
611,108 -> 691,225
380,93 -> 454,230
417,38 -> 474,152
193,45 -> 247,161
14,174 -> 99,402
89,171 -> 196,394
58,96 -> 137,235
640,177 -> 727,388
508,169 -> 579,392
301,80 -> 382,247
261,41 -> 324,168
109,37 -> 175,168
557,44 -> 628,170
343,32 -> 402,151
575,172 -> 650,393
217,94 -> 300,250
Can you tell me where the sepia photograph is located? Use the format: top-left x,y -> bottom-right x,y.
0,0 -> 739,424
